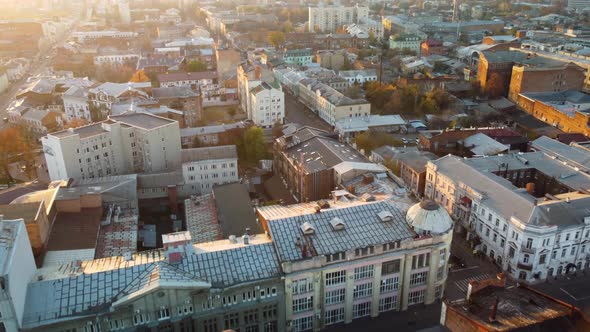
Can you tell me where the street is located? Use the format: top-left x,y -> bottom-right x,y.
284,91 -> 331,131
531,269 -> 590,316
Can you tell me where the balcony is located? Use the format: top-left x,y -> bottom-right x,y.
521,246 -> 536,254
517,262 -> 533,271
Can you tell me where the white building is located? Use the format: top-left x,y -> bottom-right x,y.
0,218 -> 37,332
88,82 -> 149,118
425,148 -> 590,282
181,145 -> 239,194
93,53 -> 139,67
258,198 -> 453,331
338,69 -> 378,85
42,112 -> 182,181
71,30 -> 137,43
346,20 -> 384,40
118,0 -> 131,24
308,5 -> 369,32
389,34 -> 423,55
249,82 -> 285,128
62,86 -> 90,121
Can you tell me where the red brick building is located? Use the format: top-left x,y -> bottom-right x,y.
420,40 -> 445,56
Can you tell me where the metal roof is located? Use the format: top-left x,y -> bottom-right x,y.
261,200 -> 416,262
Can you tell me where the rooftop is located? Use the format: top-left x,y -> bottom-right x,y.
520,90 -> 590,116
152,86 -> 199,99
449,283 -> 575,331
109,112 -> 177,130
24,240 -> 280,328
0,202 -> 43,224
335,115 -> 406,133
463,133 -> 510,156
532,136 -> 590,173
259,200 -> 416,262
181,145 -> 237,163
157,71 -> 217,83
213,183 -> 261,237
184,194 -> 221,244
0,219 -> 26,277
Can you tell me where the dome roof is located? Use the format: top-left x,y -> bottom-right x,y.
406,200 -> 453,235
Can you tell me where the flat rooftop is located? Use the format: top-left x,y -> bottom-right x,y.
213,183 -> 261,237
45,208 -> 103,251
109,112 -> 176,130
450,285 -> 573,331
181,145 -> 237,163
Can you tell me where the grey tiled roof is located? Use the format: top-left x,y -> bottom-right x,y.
23,242 -> 280,328
263,200 -> 416,262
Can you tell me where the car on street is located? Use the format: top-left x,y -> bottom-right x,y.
401,138 -> 408,144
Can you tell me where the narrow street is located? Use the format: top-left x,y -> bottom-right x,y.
283,91 -> 331,131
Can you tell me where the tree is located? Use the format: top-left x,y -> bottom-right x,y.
0,127 -> 36,184
242,126 -> 267,162
267,31 -> 285,48
344,85 -> 363,99
364,82 -> 395,112
187,60 -> 208,72
486,73 -> 505,98
355,130 -> 403,155
341,57 -> 353,71
64,118 -> 89,129
129,70 -> 150,82
272,121 -> 284,138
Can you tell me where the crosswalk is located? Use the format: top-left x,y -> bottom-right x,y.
454,273 -> 495,292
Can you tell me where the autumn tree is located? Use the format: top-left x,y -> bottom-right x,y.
0,127 -> 36,183
267,31 -> 285,48
355,130 -> 403,154
272,121 -> 284,138
364,82 -> 395,112
64,118 -> 89,129
486,73 -> 505,98
129,69 -> 150,82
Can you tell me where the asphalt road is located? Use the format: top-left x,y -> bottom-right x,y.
531,269 -> 590,316
0,181 -> 47,205
284,91 -> 331,131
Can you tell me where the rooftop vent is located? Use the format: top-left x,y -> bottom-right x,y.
329,217 -> 345,231
228,235 -> 237,244
301,222 -> 315,235
378,210 -> 394,222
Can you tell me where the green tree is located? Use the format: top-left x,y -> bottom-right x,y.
355,130 -> 403,154
242,126 -> 267,162
267,31 -> 285,48
341,57 -> 352,70
187,60 -> 208,72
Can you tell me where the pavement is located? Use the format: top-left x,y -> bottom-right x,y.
284,92 -> 331,131
445,230 -> 505,301
323,302 -> 444,332
0,181 -> 47,205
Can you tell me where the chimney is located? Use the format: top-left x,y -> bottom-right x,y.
525,182 -> 535,195
162,231 -> 192,264
301,243 -> 308,258
255,66 -> 261,79
489,297 -> 499,322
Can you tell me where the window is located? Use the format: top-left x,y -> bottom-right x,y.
508,247 -> 515,258
571,246 -> 576,256
576,231 -> 580,239
293,316 -> 313,332
409,271 -> 428,286
355,246 -> 374,257
539,254 -> 546,265
437,266 -> 444,281
133,312 -> 149,326
380,276 -> 399,293
293,296 -> 313,313
108,318 -> 125,331
326,252 -> 345,262
354,265 -> 374,280
352,302 -> 371,319
158,306 -> 170,320
526,238 -> 533,249
566,233 -> 570,241
379,296 -> 398,312
500,238 -> 505,248
411,253 -> 430,269
408,289 -> 426,305
353,282 -> 372,299
326,270 -> 346,286
325,307 -> 345,325
382,260 -> 400,275
552,250 -> 557,259
562,248 -> 567,258
292,278 -> 313,295
523,254 -> 530,264
224,313 -> 240,330
435,285 -> 443,299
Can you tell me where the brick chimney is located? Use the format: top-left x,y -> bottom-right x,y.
489,297 -> 499,322
162,231 -> 193,264
255,66 -> 261,79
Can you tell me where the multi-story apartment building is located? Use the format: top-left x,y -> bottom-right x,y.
62,85 -> 90,121
157,71 -> 219,98
181,145 -> 239,194
88,82 -> 149,119
424,150 -> 590,281
257,198 -> 453,331
249,82 -> 285,128
508,61 -> 585,101
308,5 -> 369,33
42,112 -> 182,181
298,79 -> 371,126
389,34 -> 422,55
152,87 -> 203,127
284,49 -> 314,66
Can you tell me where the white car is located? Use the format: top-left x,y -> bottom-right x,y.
401,138 -> 408,144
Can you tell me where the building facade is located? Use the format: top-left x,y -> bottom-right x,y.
389,34 -> 422,55
424,152 -> 590,282
284,49 -> 314,66
181,146 -> 239,194
250,82 -> 285,128
42,112 -> 182,181
308,5 -> 369,33
257,199 -> 453,332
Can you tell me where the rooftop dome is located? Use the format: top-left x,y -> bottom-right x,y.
406,200 -> 453,235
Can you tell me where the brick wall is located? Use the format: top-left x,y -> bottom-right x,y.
516,97 -> 590,136
509,65 -> 585,101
